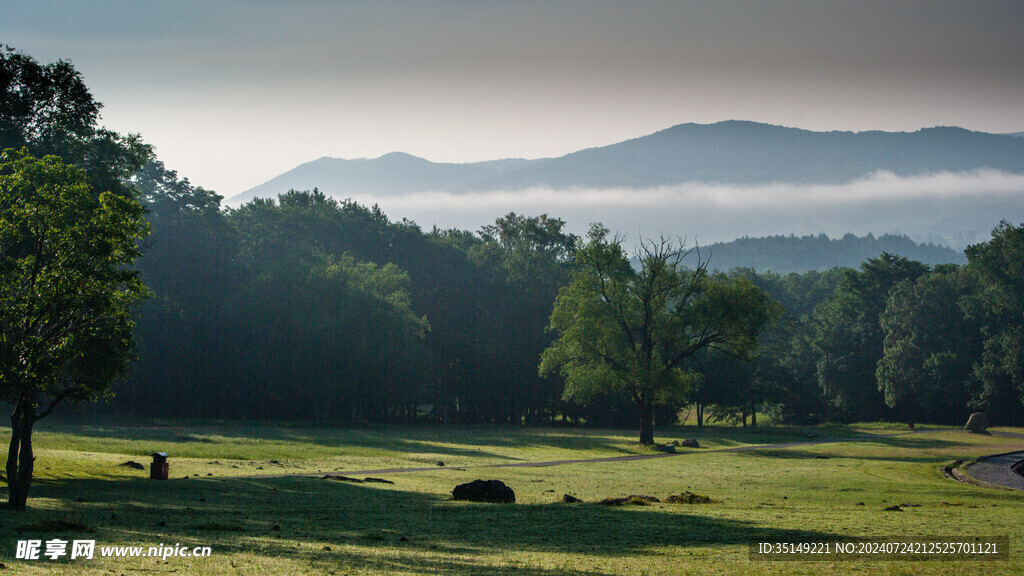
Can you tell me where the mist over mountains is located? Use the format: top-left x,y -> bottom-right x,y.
230,121 -> 1024,250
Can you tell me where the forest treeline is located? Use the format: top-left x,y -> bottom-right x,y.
701,233 -> 964,274
107,163 -> 1024,427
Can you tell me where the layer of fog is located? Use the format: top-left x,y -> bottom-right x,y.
338,170 -> 1024,250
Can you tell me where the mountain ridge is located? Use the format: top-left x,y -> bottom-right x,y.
230,121 -> 1024,204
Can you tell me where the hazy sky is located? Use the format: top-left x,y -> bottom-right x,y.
3,1 -> 1023,197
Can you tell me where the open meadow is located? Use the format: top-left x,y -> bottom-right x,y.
2,422 -> 1023,575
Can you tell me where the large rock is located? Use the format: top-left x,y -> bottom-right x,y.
452,480 -> 515,504
965,412 -> 990,433
681,439 -> 700,448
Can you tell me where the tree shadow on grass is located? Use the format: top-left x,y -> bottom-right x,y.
37,423 -> 653,463
853,434 -> 967,450
741,448 -> 952,464
5,475 -> 839,573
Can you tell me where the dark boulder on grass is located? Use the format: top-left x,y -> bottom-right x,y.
561,494 -> 583,503
681,439 -> 700,448
965,412 -> 990,434
119,461 -> 145,470
452,480 -> 515,504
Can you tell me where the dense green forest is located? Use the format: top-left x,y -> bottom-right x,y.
4,46 -> 1024,431
114,177 -> 1024,427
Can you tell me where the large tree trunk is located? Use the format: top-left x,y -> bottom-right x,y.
639,399 -> 655,445
7,401 -> 36,511
6,404 -> 22,508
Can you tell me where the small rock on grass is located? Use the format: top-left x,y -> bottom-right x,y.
598,495 -> 658,506
119,461 -> 145,470
561,494 -> 582,503
665,491 -> 720,504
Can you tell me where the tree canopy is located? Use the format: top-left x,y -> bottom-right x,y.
540,226 -> 775,444
963,221 -> 1024,424
0,45 -> 150,198
0,150 -> 149,509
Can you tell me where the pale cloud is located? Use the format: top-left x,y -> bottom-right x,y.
338,170 -> 1024,249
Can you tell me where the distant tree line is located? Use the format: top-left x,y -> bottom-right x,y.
701,233 -> 964,274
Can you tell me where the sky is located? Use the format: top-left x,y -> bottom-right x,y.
3,1 -> 1023,201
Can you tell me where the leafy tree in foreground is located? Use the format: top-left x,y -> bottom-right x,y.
540,225 -> 773,444
0,150 -> 149,510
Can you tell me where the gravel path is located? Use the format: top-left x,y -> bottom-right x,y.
962,451 -> 1024,490
951,431 -> 1024,491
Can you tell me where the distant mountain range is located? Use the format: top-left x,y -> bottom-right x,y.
231,121 -> 1024,203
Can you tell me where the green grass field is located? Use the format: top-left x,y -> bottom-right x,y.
2,422 -> 1023,575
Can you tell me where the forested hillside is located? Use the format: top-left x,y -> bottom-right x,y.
702,233 -> 964,273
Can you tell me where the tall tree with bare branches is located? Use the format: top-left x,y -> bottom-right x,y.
540,224 -> 774,444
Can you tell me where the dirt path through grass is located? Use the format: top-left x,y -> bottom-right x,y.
239,428 -> 926,479
221,427 -> 1024,490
